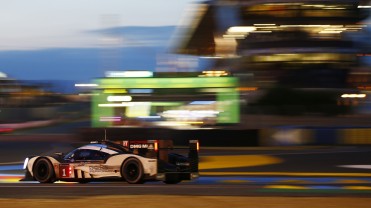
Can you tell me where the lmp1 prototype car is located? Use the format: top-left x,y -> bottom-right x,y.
23,140 -> 199,184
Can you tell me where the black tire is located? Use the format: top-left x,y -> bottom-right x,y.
33,158 -> 55,183
121,157 -> 144,184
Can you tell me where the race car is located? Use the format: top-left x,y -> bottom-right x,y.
23,140 -> 199,184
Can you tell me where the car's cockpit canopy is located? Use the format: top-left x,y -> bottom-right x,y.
63,141 -> 131,161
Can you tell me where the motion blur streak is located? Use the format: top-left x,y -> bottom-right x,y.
199,155 -> 282,170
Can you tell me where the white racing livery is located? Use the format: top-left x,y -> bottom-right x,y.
23,140 -> 199,184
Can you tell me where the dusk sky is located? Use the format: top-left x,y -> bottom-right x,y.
0,0 -> 201,50
0,0 -> 204,84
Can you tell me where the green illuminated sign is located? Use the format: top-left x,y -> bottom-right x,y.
91,76 -> 240,127
217,88 -> 240,123
96,77 -> 237,89
92,93 -> 114,127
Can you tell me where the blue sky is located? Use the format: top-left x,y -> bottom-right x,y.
0,0 -> 201,50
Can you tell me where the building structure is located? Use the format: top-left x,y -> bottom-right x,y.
174,0 -> 371,114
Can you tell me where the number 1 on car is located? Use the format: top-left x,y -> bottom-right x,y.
59,165 -> 71,178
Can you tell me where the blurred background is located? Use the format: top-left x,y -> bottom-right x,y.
0,0 -> 371,146
1,1 -> 371,204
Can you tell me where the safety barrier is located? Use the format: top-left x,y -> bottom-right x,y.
80,126 -> 371,147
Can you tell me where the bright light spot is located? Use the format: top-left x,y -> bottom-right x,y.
99,116 -> 121,122
161,110 -> 219,119
302,4 -> 326,8
253,26 -> 278,29
23,158 -> 29,170
250,31 -> 272,33
358,5 -> 371,8
280,25 -> 330,27
107,95 -> 132,102
253,24 -> 276,26
200,70 -> 229,77
319,31 -> 342,34
137,116 -> 161,119
75,83 -> 98,87
176,121 -> 204,124
341,94 -> 367,98
223,34 -> 246,39
0,72 -> 8,78
200,56 -> 223,59
98,102 -> 134,107
190,101 -> 215,105
227,26 -> 256,33
105,71 -> 153,78
324,28 -> 347,31
126,102 -> 151,117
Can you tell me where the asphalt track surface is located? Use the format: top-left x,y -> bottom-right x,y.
0,182 -> 371,198
1,134 -> 371,206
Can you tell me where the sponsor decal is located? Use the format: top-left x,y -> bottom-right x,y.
121,140 -> 156,149
89,165 -> 114,173
130,144 -> 149,149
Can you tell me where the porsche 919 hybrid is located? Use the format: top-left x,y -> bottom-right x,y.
23,140 -> 199,184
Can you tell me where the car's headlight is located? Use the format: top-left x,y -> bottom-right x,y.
23,157 -> 29,170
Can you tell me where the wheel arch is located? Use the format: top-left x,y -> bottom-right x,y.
120,156 -> 147,184
120,156 -> 144,177
32,156 -> 58,183
106,154 -> 157,177
29,156 -> 59,177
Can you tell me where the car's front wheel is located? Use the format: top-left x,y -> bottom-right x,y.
121,158 -> 144,184
33,158 -> 55,183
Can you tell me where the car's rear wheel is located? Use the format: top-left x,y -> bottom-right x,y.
121,158 -> 144,184
33,158 -> 55,183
